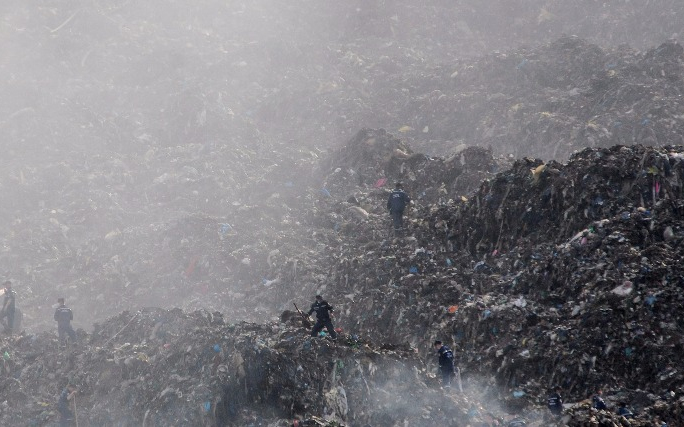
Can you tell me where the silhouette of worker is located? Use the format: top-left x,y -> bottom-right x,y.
547,386 -> 564,416
307,295 -> 337,340
434,340 -> 456,389
387,182 -> 411,233
54,297 -> 77,346
0,281 -> 16,334
57,384 -> 78,427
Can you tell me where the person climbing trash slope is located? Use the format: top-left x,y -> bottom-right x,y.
57,384 -> 78,427
592,389 -> 607,410
434,340 -> 456,389
387,181 -> 411,233
547,386 -> 564,416
54,297 -> 77,346
307,295 -> 337,340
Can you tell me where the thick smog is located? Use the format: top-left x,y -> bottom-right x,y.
0,1 -> 682,426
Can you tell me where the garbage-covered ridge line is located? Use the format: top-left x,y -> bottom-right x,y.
1,1 -> 684,426
3,139 -> 684,425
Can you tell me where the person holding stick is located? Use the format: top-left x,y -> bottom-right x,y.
57,384 -> 78,427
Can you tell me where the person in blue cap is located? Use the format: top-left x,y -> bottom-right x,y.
307,295 -> 337,340
387,182 -> 411,233
433,340 -> 456,389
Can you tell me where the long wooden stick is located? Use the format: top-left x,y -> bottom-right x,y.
73,393 -> 79,427
456,367 -> 463,393
103,312 -> 139,346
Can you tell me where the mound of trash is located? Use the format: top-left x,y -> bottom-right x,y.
3,2 -> 684,425
2,6 -> 683,328
315,144 -> 684,425
317,128 -> 503,207
325,142 -> 684,426
380,37 -> 684,160
0,308 -> 486,426
452,144 -> 684,253
3,138 -> 684,425
4,1 -> 684,169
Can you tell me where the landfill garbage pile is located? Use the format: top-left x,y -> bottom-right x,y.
382,37 -> 684,160
447,144 -> 684,424
6,140 -> 684,425
316,128 -> 502,203
221,32 -> 684,161
0,123 -> 505,334
451,144 -> 684,252
2,1 -> 684,425
312,144 -> 684,425
0,137 -> 333,329
0,308 -> 491,426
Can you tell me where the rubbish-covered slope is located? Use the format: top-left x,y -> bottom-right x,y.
453,144 -> 684,252
316,143 -> 684,425
376,38 -> 684,159
0,308 -> 480,426
3,1 -> 684,329
3,140 -> 683,426
2,2 -> 684,424
1,125 -> 505,332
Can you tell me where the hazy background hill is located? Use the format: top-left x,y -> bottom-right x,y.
0,0 -> 682,329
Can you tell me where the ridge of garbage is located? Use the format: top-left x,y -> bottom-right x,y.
2,131 -> 683,425
1,2 -> 684,425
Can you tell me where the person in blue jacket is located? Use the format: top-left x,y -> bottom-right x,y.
387,182 -> 411,233
307,295 -> 337,340
547,386 -> 564,416
57,384 -> 77,426
54,298 -> 77,346
617,402 -> 634,418
592,389 -> 607,410
433,340 -> 456,388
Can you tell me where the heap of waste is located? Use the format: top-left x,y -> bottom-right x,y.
316,143 -> 684,425
3,134 -> 684,425
2,3 -> 684,424
4,3 -> 684,331
384,38 -> 684,160
5,0 -> 684,163
0,308 -> 492,426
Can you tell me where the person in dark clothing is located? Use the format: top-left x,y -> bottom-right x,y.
617,402 -> 633,418
0,281 -> 16,334
386,182 -> 411,233
307,295 -> 337,340
433,340 -> 456,388
57,384 -> 77,427
592,389 -> 607,410
547,387 -> 563,416
54,298 -> 77,346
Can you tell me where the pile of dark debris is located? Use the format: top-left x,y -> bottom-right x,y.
2,132 -> 684,425
1,2 -> 684,425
